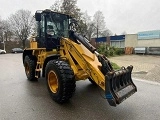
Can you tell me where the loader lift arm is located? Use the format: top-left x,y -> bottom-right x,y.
60,30 -> 137,106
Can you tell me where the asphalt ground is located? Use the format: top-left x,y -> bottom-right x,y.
1,54 -> 160,120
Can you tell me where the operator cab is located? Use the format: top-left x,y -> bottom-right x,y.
35,9 -> 70,50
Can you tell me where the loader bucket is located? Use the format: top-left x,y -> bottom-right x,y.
105,65 -> 137,106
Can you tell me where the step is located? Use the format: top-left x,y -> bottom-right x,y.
36,69 -> 41,71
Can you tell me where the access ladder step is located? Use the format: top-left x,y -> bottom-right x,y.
36,69 -> 41,71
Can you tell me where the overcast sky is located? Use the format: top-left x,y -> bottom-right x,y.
0,0 -> 160,35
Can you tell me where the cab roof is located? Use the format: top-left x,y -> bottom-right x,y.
36,9 -> 71,18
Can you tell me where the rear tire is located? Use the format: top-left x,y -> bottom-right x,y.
45,60 -> 76,103
24,55 -> 37,81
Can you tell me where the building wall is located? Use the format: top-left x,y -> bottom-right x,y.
125,34 -> 138,47
137,39 -> 160,47
91,30 -> 160,49
137,30 -> 160,47
125,34 -> 160,47
110,35 -> 125,48
91,37 -> 108,48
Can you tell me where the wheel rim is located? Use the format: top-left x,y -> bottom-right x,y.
48,70 -> 58,93
25,63 -> 30,76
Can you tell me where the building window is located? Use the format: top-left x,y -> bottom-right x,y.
110,40 -> 124,48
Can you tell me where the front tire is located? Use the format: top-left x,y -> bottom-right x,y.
45,60 -> 76,103
24,55 -> 37,81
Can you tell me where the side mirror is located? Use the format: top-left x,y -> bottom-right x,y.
35,12 -> 41,21
69,19 -> 80,32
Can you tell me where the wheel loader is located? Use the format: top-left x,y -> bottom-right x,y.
22,9 -> 137,106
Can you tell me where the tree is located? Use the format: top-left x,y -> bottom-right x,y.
93,10 -> 111,38
3,20 -> 13,41
80,11 -> 95,40
61,0 -> 81,20
50,0 -> 85,34
87,23 -> 96,40
0,17 -> 5,42
0,19 -> 12,42
50,0 -> 81,19
8,9 -> 34,48
50,0 -> 62,12
50,1 -> 112,39
60,0 -> 87,34
101,29 -> 112,37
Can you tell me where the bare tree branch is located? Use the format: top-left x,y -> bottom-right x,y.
93,10 -> 112,37
8,9 -> 35,48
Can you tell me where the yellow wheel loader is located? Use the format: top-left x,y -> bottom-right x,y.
22,9 -> 137,106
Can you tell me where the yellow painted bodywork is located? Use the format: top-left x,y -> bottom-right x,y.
60,38 -> 105,90
29,36 -> 37,48
27,36 -> 105,90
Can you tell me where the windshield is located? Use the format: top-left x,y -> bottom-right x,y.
46,13 -> 69,38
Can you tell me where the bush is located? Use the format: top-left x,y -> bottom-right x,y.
109,49 -> 115,56
97,45 -> 124,57
115,48 -> 124,55
97,45 -> 106,54
104,50 -> 110,57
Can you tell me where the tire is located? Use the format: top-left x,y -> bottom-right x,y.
24,55 -> 37,81
45,60 -> 76,103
